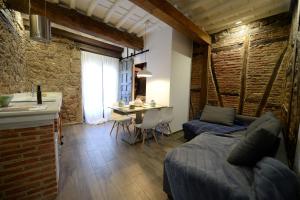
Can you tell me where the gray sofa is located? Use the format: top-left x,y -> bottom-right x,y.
164,111 -> 299,200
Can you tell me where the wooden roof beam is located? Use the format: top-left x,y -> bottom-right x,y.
70,0 -> 76,9
6,0 -> 143,49
104,0 -> 123,23
129,0 -> 211,44
128,13 -> 150,33
116,5 -> 137,29
87,0 -> 99,17
137,22 -> 160,37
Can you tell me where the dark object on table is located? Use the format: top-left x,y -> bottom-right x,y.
37,85 -> 42,104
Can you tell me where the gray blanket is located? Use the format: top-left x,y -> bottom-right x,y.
164,133 -> 299,200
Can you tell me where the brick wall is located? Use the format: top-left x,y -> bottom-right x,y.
207,13 -> 290,117
189,43 -> 205,119
0,125 -> 57,199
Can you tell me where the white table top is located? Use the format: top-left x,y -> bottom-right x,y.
109,104 -> 166,114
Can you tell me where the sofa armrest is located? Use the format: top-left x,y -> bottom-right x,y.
235,114 -> 257,125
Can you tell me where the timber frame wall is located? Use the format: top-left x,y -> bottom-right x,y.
281,0 -> 300,168
190,1 -> 300,168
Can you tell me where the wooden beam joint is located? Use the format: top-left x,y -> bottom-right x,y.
6,0 -> 143,49
129,0 -> 211,45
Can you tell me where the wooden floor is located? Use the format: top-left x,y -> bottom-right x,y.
57,123 -> 185,200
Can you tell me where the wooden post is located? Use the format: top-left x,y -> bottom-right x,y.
238,34 -> 250,114
199,44 -> 210,110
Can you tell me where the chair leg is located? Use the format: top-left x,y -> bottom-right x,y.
116,123 -> 120,140
126,125 -> 131,136
152,129 -> 158,144
110,121 -> 116,136
134,128 -> 140,143
167,123 -> 172,134
142,129 -> 146,146
122,123 -> 126,135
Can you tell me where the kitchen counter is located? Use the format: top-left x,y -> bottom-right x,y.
0,92 -> 62,130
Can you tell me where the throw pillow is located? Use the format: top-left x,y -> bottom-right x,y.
246,112 -> 281,137
200,105 -> 235,126
227,128 -> 279,166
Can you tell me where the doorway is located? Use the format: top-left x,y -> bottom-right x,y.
133,62 -> 147,102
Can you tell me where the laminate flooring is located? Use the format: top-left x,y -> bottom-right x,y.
57,123 -> 185,200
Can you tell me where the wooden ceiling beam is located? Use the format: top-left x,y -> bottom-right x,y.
128,13 -> 150,33
129,0 -> 211,44
207,6 -> 288,33
51,28 -> 124,53
87,0 -> 99,16
116,5 -> 136,29
6,0 -> 143,49
69,0 -> 76,9
104,0 -> 123,23
197,0 -> 275,27
193,0 -> 246,22
23,18 -> 123,58
137,22 -> 160,37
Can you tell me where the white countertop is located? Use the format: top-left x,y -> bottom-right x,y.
0,92 -> 63,130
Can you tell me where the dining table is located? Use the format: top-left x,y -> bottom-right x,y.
109,104 -> 166,144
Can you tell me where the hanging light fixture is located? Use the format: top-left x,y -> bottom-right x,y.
137,20 -> 152,78
29,0 -> 51,43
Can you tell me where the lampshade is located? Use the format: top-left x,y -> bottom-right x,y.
137,68 -> 152,78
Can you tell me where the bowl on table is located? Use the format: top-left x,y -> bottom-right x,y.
0,95 -> 13,107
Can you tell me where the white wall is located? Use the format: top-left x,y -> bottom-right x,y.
135,26 -> 173,106
132,27 -> 192,133
169,30 -> 193,132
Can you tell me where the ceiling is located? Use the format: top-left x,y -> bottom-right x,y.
48,0 -> 167,37
47,0 -> 291,40
168,0 -> 291,33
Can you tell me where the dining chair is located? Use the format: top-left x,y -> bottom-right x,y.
159,107 -> 174,135
110,112 -> 132,140
134,109 -> 160,145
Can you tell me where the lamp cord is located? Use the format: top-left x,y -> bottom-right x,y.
144,20 -> 148,67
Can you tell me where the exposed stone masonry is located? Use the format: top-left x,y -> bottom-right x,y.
0,10 -> 82,124
0,11 -> 27,94
26,37 -> 82,123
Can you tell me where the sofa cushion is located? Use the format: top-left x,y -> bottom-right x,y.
164,133 -> 253,200
227,128 -> 279,166
253,157 -> 300,200
200,105 -> 235,126
183,120 -> 247,140
246,112 -> 281,137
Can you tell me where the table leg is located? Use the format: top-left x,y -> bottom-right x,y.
135,111 -> 143,124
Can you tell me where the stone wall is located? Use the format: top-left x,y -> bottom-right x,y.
208,13 -> 290,118
0,9 -> 82,124
0,11 -> 27,94
26,36 -> 82,124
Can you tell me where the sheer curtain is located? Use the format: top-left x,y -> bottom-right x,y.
81,51 -> 119,124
